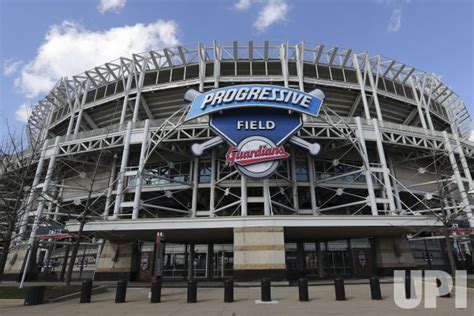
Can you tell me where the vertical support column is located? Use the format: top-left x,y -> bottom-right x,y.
191,157 -> 199,218
132,59 -> 147,123
409,77 -> 428,130
19,139 -> 49,238
279,42 -> 289,88
188,244 -> 195,280
213,41 -> 221,88
119,61 -> 135,125
365,56 -> 383,122
307,153 -> 318,215
73,81 -> 90,135
62,78 -> 74,132
263,179 -> 271,216
41,102 -> 55,141
103,157 -> 118,217
451,127 -> 474,190
372,119 -> 396,212
31,136 -> 60,232
207,244 -> 214,279
53,182 -> 64,222
45,187 -> 57,220
113,121 -> 133,219
295,42 -> 304,91
233,227 -> 286,281
421,76 -> 435,130
352,55 -> 372,121
66,85 -> 81,136
296,242 -> 305,275
290,148 -> 300,213
316,242 -> 324,278
132,119 -> 150,219
198,42 -> 206,92
241,176 -> 248,216
443,131 -> 473,227
20,136 -> 60,288
387,156 -> 402,211
209,149 -> 216,217
355,117 -> 378,215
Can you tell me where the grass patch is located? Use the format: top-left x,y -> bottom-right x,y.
0,285 -> 84,299
467,279 -> 474,289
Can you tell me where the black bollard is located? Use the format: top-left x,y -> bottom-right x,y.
187,280 -> 197,303
115,280 -> 128,303
150,280 -> 162,303
436,278 -> 451,298
80,279 -> 93,303
334,277 -> 346,301
369,276 -> 382,300
224,279 -> 234,303
24,286 -> 46,306
298,278 -> 309,302
405,274 -> 412,299
261,278 -> 271,302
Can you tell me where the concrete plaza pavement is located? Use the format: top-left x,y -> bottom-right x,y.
1,283 -> 473,316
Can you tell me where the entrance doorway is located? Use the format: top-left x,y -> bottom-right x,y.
212,244 -> 234,278
285,238 -> 373,280
139,242 -> 233,281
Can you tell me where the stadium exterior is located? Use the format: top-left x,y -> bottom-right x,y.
4,41 -> 474,282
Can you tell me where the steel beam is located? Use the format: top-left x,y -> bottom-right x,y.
132,119 -> 150,219
443,131 -> 473,227
355,117 -> 378,215
113,121 -> 133,219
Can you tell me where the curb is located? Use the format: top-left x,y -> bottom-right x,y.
47,286 -> 108,303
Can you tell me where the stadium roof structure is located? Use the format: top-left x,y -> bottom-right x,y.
27,41 -> 471,142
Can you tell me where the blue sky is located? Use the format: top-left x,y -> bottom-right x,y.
0,0 -> 472,138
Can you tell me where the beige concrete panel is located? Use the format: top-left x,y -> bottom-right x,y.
234,250 -> 286,267
234,227 -> 284,233
375,237 -> 416,268
96,241 -> 133,273
4,245 -> 28,274
62,169 -> 111,200
234,232 -> 285,246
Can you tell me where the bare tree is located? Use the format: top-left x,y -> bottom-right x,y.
0,124 -> 43,282
412,149 -> 468,277
63,147 -> 113,285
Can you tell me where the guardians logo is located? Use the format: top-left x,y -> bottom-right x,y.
183,85 -> 324,179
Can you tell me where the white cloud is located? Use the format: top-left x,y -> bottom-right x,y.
3,59 -> 23,76
254,0 -> 288,32
234,0 -> 252,11
387,8 -> 402,32
470,130 -> 474,142
15,103 -> 32,123
98,0 -> 126,14
14,20 -> 179,98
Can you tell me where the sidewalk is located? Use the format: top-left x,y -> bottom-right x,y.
0,277 -> 396,289
1,283 -> 472,316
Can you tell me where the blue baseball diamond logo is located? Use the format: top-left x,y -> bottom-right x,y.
184,84 -> 325,179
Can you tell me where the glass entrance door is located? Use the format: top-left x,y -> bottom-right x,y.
193,244 -> 208,278
213,244 -> 234,278
322,240 -> 353,277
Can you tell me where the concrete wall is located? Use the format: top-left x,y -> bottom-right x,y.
233,226 -> 286,281
394,164 -> 439,193
375,236 -> 417,276
62,170 -> 111,200
3,245 -> 28,280
94,240 -> 135,281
